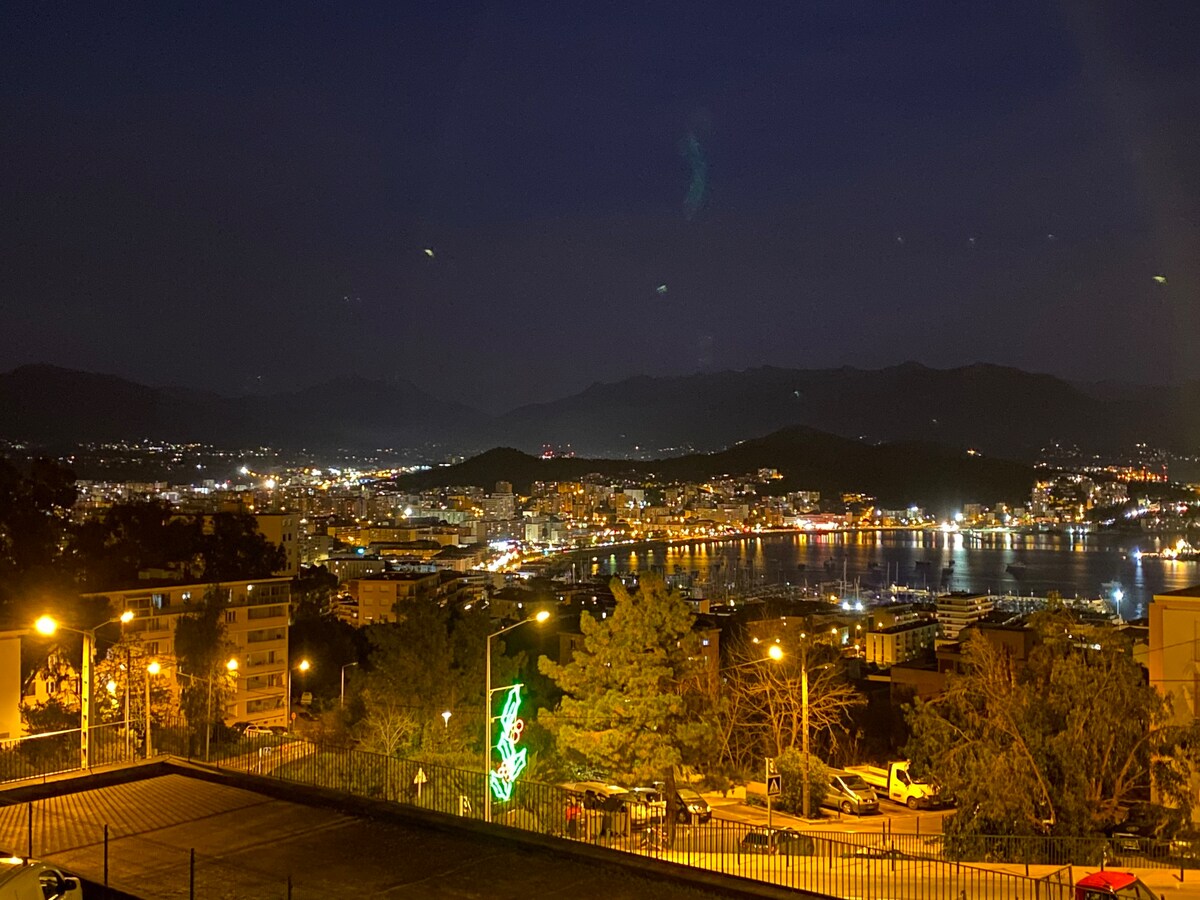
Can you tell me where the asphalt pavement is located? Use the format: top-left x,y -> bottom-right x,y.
705,792 -> 951,837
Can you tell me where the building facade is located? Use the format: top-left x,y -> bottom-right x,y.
81,578 -> 292,728
865,621 -> 937,667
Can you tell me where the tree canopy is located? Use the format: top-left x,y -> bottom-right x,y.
907,614 -> 1200,840
537,576 -> 714,789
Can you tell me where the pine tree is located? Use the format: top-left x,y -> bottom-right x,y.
538,576 -> 714,830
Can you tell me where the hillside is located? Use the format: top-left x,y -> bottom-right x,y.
0,365 -> 484,450
395,426 -> 1036,512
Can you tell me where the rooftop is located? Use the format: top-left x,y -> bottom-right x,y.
0,768 -> 783,900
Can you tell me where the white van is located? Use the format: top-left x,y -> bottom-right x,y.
0,856 -> 83,900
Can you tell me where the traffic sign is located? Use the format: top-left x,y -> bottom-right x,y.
765,757 -> 778,776
766,774 -> 782,797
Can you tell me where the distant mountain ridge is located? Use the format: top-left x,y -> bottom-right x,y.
395,426 -> 1035,513
2,362 -> 1197,459
0,364 -> 484,449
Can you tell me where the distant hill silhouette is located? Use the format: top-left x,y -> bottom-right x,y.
0,365 -> 484,449
3,362 -> 1197,460
485,363 -> 1174,459
396,426 -> 1035,512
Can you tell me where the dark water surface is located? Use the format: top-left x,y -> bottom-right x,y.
590,531 -> 1199,619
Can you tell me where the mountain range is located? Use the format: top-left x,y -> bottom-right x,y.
1,362 -> 1196,461
395,427 -> 1035,512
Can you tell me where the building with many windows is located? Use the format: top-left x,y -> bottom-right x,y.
936,593 -> 994,640
80,578 -> 292,728
865,620 -> 937,667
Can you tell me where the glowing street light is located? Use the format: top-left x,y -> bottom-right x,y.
33,609 -> 136,769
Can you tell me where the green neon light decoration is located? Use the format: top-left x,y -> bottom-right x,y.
488,684 -> 527,802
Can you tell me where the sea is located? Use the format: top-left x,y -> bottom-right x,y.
586,530 -> 1199,619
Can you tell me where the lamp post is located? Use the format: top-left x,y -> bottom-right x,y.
798,632 -> 837,821
719,645 -> 784,828
35,610 -> 134,770
145,660 -> 161,758
485,610 -> 550,824
340,661 -> 358,707
287,659 -> 311,730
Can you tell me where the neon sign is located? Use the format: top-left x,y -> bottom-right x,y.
488,684 -> 527,802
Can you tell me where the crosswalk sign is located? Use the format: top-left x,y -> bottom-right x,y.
767,774 -> 781,797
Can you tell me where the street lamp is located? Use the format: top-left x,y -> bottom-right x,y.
797,631 -> 838,821
340,661 -> 359,707
485,609 -> 551,823
34,610 -> 134,769
442,710 -> 452,728
287,659 -> 312,730
146,660 -> 161,758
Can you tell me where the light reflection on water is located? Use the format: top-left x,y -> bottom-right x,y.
590,531 -> 1199,616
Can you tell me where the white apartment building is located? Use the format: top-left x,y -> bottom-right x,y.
81,578 -> 292,728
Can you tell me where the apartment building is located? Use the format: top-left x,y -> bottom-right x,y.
80,578 -> 292,728
346,571 -> 442,624
865,620 -> 938,667
936,593 -> 994,640
251,513 -> 300,576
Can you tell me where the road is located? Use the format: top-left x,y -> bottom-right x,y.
707,793 -> 952,837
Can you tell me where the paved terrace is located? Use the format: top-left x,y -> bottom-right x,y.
0,766 -> 812,900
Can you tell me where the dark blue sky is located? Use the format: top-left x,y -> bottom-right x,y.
3,2 -> 1198,410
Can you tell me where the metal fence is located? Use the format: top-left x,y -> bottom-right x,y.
180,727 -> 1076,900
0,717 -> 1145,898
0,794 -> 295,900
0,721 -> 136,785
805,827 -> 1200,873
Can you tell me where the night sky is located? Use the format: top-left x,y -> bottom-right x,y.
4,2 -> 1199,411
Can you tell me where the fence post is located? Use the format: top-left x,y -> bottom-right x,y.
103,824 -> 109,887
189,848 -> 195,900
26,802 -> 31,859
287,874 -> 293,900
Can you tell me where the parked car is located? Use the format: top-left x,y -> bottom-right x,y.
0,857 -> 83,899
644,780 -> 712,824
739,827 -> 814,857
675,787 -> 712,824
822,770 -> 880,816
628,787 -> 668,823
243,725 -> 273,738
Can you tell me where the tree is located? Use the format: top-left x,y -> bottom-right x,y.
199,513 -> 284,581
537,576 -> 714,833
717,634 -> 864,773
355,600 -> 496,763
93,633 -> 174,728
173,585 -> 238,743
291,566 -> 338,622
775,748 -> 828,818
0,457 -> 76,605
68,500 -> 202,590
907,614 -> 1200,843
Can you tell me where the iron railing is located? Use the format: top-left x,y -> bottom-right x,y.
181,726 -> 1077,900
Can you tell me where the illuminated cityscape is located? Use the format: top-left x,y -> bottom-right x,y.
3,2 -> 1200,897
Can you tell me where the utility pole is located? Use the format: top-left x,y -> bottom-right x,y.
801,637 -> 810,820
